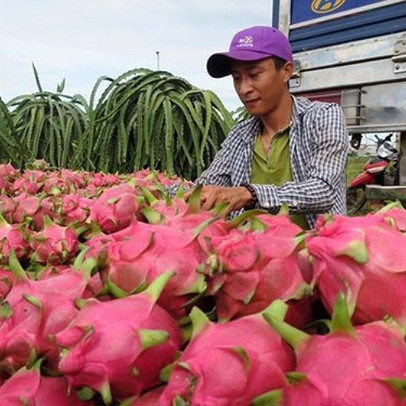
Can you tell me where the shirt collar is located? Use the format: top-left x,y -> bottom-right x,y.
243,116 -> 262,143
291,95 -> 307,123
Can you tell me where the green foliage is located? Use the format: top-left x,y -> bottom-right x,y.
6,64 -> 89,169
76,68 -> 234,179
3,66 -> 236,180
8,92 -> 89,169
0,96 -> 30,167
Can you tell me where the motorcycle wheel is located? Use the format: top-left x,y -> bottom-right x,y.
347,186 -> 367,215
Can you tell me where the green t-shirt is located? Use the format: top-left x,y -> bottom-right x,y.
251,128 -> 309,230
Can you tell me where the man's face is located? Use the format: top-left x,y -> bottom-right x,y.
230,58 -> 292,117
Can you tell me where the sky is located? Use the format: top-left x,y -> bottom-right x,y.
0,0 -> 273,112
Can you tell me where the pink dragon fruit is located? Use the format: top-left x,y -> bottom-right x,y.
35,375 -> 95,405
121,386 -> 166,405
40,173 -> 70,196
0,250 -> 96,372
265,295 -> 406,405
0,163 -> 18,194
204,212 -> 312,326
10,169 -> 47,196
0,195 -> 16,223
85,172 -> 121,190
0,212 -> 31,263
35,263 -> 72,280
81,271 -> 105,299
373,201 -> 406,232
130,168 -> 186,189
41,169 -> 86,195
55,272 -> 182,404
60,168 -> 87,188
140,192 -> 190,225
35,263 -> 104,300
11,193 -> 44,229
160,302 -> 295,405
306,213 -> 406,326
29,216 -> 81,265
0,360 -> 92,405
60,194 -> 93,225
89,183 -> 144,234
41,193 -> 93,227
0,163 -> 19,180
140,186 -> 230,244
0,267 -> 14,299
83,226 -> 115,266
101,220 -> 210,319
0,360 -> 43,405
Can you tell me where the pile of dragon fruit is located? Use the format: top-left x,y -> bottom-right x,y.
0,161 -> 406,405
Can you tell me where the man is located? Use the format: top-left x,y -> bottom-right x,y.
192,26 -> 349,229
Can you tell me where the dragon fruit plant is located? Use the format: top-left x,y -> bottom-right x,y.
55,272 -> 182,404
264,295 -> 406,405
159,302 -> 296,405
306,213 -> 406,327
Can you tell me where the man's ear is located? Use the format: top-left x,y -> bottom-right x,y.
283,61 -> 294,84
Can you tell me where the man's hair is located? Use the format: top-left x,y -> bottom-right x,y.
272,56 -> 287,70
271,56 -> 291,89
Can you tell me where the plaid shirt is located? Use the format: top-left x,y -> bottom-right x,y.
196,96 -> 349,228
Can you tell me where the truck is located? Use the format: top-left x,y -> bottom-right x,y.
272,0 -> 406,205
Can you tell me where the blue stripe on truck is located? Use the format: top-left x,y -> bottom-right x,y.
289,2 -> 406,52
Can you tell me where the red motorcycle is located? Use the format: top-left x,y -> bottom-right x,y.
347,134 -> 399,214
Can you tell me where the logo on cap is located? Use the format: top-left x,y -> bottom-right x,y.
237,35 -> 254,48
311,0 -> 345,14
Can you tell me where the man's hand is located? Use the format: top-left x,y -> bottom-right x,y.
185,185 -> 253,216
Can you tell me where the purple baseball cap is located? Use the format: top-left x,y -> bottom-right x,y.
206,26 -> 293,78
